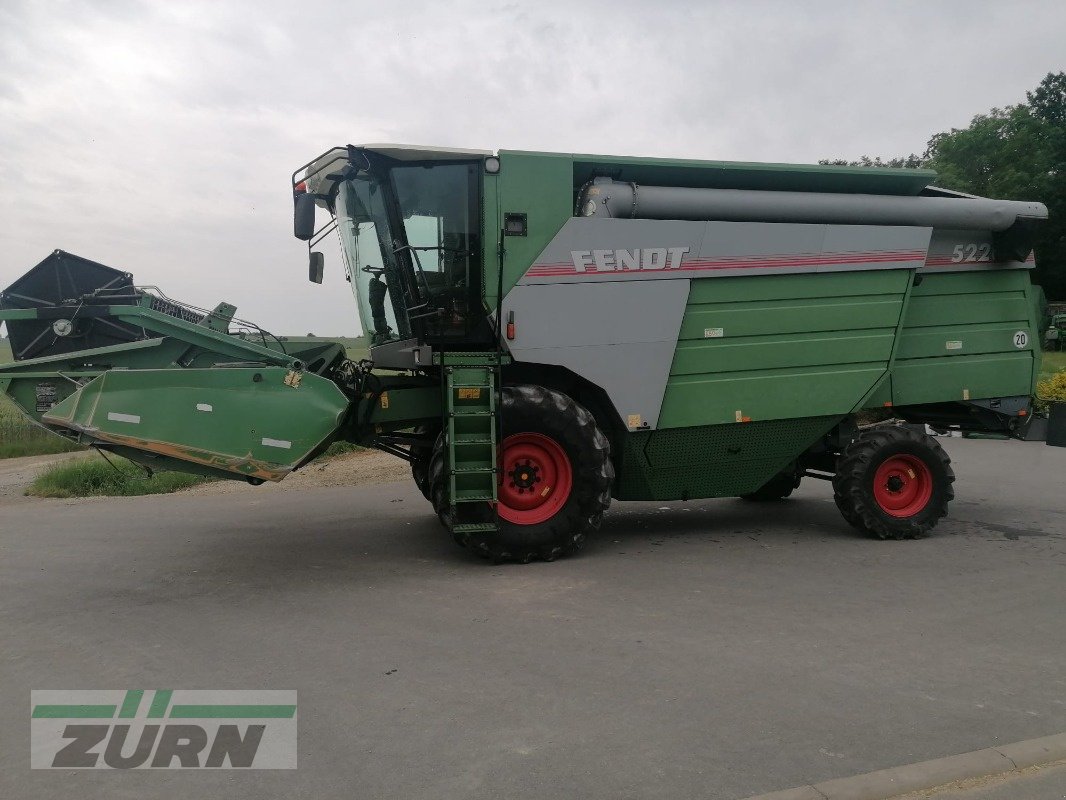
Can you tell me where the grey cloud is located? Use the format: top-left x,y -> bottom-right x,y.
1,0 -> 1064,336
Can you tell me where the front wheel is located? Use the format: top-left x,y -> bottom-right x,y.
430,385 -> 614,562
833,425 -> 954,540
409,425 -> 439,502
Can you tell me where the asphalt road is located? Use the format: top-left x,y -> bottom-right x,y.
1,437 -> 1064,799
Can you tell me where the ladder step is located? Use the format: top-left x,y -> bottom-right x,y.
452,410 -> 494,417
453,436 -> 494,445
450,382 -> 492,389
453,489 -> 495,502
450,465 -> 495,474
451,523 -> 498,534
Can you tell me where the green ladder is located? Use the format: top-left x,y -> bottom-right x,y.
441,352 -> 500,536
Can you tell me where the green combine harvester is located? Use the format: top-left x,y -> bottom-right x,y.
0,144 -> 1053,561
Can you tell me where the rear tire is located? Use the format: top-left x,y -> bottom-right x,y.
430,385 -> 614,563
833,425 -> 954,540
741,470 -> 800,501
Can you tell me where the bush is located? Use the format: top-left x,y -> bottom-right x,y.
1036,368 -> 1066,412
27,456 -> 213,498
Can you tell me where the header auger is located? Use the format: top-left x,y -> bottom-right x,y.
1,144 -> 1054,562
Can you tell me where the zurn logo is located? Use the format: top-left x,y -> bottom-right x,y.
571,247 -> 689,272
31,690 -> 297,769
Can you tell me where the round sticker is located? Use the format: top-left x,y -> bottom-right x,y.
1013,331 -> 1029,349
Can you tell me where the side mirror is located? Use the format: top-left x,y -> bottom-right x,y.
308,252 -> 324,284
294,193 -> 317,241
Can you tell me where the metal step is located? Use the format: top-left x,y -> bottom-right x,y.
451,523 -> 499,534
442,354 -> 501,536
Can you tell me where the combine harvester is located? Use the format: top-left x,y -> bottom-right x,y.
0,145 -> 1053,561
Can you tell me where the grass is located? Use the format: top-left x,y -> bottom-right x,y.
1038,349 -> 1066,381
26,455 -> 214,498
25,441 -> 365,499
317,440 -> 364,459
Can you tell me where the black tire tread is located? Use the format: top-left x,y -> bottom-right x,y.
832,425 -> 955,540
409,425 -> 438,502
429,385 -> 613,563
741,470 -> 801,502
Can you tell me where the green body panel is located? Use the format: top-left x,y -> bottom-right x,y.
891,271 -> 1039,404
357,375 -> 441,433
490,152 -> 575,304
570,153 -> 934,195
42,367 -> 348,481
614,416 -> 840,501
486,150 -> 935,302
658,270 -> 911,428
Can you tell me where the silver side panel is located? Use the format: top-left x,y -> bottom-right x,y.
502,280 -> 690,430
519,218 -> 933,284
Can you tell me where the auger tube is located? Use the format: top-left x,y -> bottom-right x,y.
578,176 -> 1048,231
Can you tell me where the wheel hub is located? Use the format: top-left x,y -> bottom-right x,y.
507,460 -> 541,493
872,454 -> 933,518
497,432 -> 573,525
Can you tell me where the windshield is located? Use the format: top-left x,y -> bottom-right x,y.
334,160 -> 482,347
335,175 -> 411,345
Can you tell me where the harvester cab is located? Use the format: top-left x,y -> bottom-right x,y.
0,143 -> 1055,563
293,144 -> 494,360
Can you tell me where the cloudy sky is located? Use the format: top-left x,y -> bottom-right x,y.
2,0 -> 1064,336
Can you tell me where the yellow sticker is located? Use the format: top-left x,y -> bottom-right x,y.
627,414 -> 642,429
457,388 -> 481,400
379,392 -> 389,409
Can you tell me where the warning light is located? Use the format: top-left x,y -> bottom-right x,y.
506,310 -> 515,340
294,181 -> 307,194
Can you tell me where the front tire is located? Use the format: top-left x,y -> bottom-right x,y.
410,425 -> 439,502
833,425 -> 954,540
430,385 -> 614,563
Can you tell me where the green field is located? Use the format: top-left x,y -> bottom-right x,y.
1,335 -> 84,458
1,337 -> 83,457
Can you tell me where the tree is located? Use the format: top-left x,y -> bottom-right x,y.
822,72 -> 1066,298
820,154 -> 924,169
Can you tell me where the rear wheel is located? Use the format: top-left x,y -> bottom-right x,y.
741,469 -> 800,501
833,425 -> 954,539
430,385 -> 614,563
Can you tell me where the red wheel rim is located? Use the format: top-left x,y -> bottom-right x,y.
497,433 -> 573,525
872,454 -> 933,518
